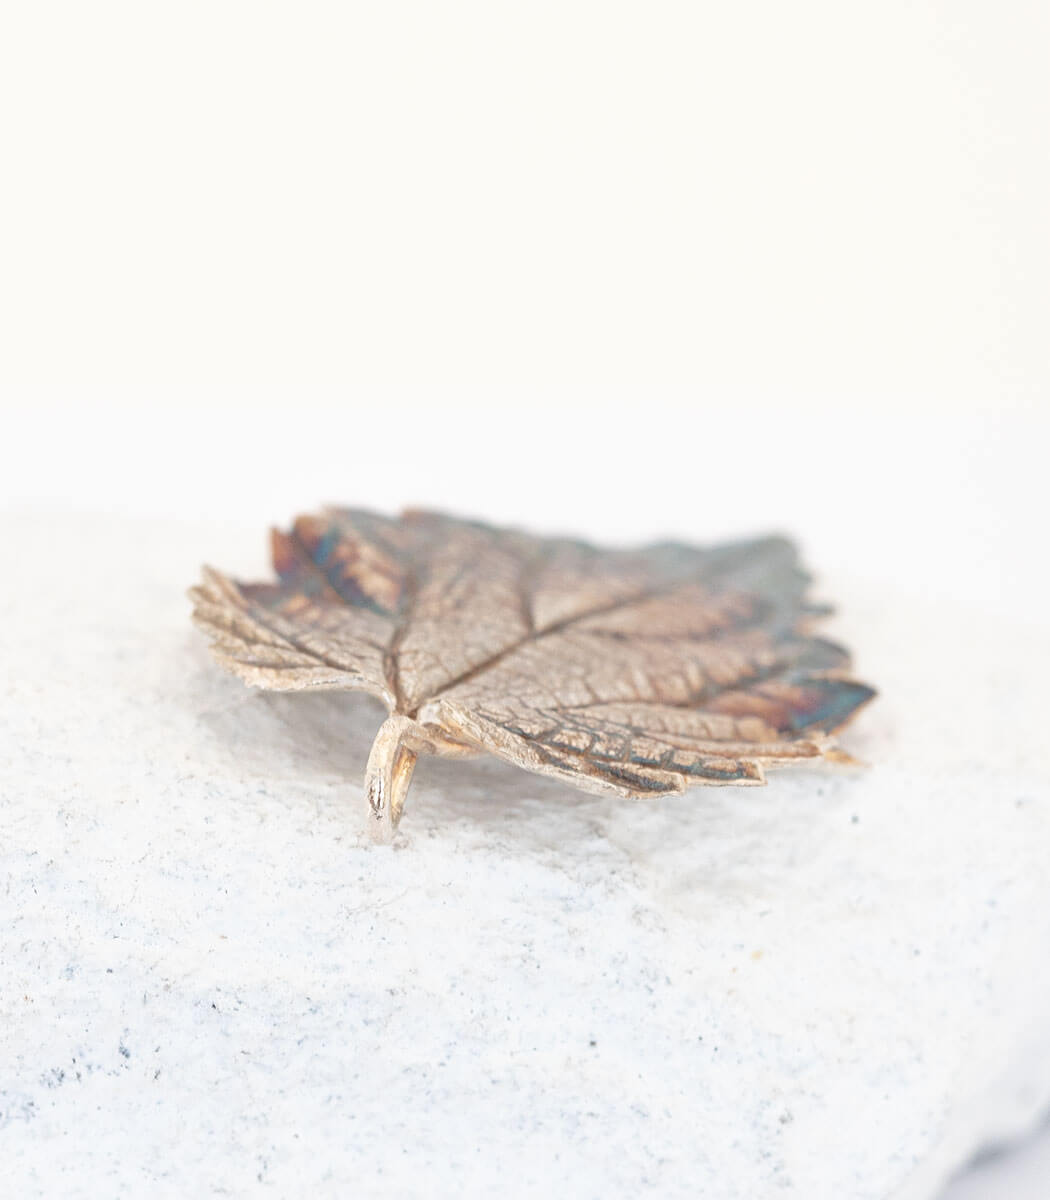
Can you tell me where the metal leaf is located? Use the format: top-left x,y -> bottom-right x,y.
189,509 -> 875,839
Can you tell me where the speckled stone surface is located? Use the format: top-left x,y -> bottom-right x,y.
3,513 -> 1048,1199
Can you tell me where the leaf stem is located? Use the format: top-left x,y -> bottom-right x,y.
364,715 -> 420,843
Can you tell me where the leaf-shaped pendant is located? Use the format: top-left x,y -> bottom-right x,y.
190,509 -> 875,841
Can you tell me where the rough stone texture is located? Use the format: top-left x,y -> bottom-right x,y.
2,512 -> 1048,1199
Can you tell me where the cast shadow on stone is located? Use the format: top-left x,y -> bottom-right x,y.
193,683 -> 383,791
188,644 -> 858,860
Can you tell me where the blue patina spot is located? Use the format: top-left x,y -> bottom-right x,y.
315,526 -> 339,567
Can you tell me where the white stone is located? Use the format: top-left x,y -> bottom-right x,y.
2,512 -> 1048,1199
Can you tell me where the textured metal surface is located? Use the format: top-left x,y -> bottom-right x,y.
189,508 -> 875,837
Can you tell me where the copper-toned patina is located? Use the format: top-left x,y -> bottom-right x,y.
190,509 -> 875,841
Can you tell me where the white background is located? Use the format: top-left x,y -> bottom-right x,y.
1,3 -> 1047,1196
